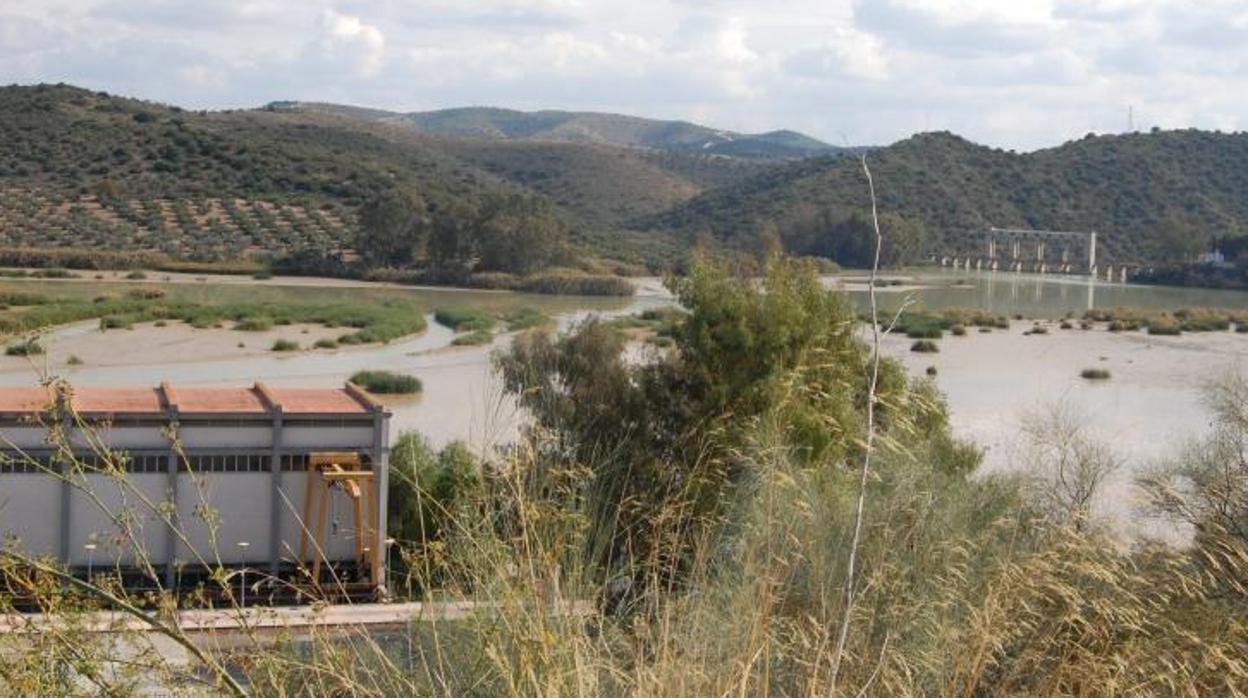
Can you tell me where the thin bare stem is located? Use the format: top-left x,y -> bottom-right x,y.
1,551 -> 246,698
827,153 -> 885,694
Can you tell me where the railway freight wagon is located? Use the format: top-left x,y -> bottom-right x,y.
0,381 -> 391,600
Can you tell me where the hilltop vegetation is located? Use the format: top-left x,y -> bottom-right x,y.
283,102 -> 840,158
3,84 -> 1245,282
0,84 -> 762,275
642,130 -> 1248,266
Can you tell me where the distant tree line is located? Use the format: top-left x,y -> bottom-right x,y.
355,189 -> 574,277
704,208 -> 930,270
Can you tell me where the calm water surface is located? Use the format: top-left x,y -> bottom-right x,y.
4,271 -> 1248,512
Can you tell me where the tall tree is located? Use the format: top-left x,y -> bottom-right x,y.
356,189 -> 430,267
1150,214 -> 1211,263
473,194 -> 568,275
427,201 -> 479,276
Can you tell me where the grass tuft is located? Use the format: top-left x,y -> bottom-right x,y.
350,370 -> 422,394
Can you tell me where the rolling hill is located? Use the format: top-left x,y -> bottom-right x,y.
640,130 -> 1248,264
0,84 -> 762,266
3,84 -> 1246,277
272,103 -> 840,159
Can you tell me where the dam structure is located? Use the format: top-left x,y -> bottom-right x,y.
940,228 -> 1131,281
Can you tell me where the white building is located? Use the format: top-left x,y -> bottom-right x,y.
0,381 -> 391,599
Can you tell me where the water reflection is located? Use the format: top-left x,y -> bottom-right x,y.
847,268 -> 1248,318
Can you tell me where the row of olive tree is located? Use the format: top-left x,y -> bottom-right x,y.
356,189 -> 573,276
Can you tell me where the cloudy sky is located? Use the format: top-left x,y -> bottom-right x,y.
2,0 -> 1246,150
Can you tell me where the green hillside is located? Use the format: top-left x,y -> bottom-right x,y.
642,130 -> 1248,265
0,85 -> 771,268
279,102 -> 840,159
5,84 -> 1245,279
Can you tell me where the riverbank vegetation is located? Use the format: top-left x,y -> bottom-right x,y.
889,308 -> 1010,339
433,307 -> 496,333
1,259 -> 1246,695
0,290 -> 427,345
349,370 -> 422,395
1085,306 -> 1248,335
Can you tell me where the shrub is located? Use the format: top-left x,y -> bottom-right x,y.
1080,368 -> 1111,380
125,270 -> 148,280
1059,321 -> 1073,329
313,338 -> 339,349
234,317 -> 274,332
126,288 -> 165,300
270,339 -> 299,351
1237,324 -> 1248,334
66,354 -> 83,366
926,365 -> 938,376
5,338 -> 43,356
910,339 -> 939,353
252,271 -> 273,280
1179,316 -> 1230,332
99,315 -> 132,330
452,330 -> 494,346
31,267 -> 75,279
1148,323 -> 1181,336
905,323 -> 943,339
350,370 -> 422,394
1024,325 -> 1049,336
516,272 -> 634,296
503,307 -> 552,331
950,324 -> 967,336
435,308 -> 496,333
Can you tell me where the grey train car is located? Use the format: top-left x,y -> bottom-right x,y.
0,381 -> 391,601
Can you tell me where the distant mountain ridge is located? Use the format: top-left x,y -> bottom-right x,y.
269,102 -> 840,159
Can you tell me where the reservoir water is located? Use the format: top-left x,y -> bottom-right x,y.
4,269 -> 1247,534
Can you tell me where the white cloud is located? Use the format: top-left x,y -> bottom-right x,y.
0,0 -> 1245,149
317,8 -> 386,76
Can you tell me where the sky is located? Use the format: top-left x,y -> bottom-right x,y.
2,0 -> 1246,150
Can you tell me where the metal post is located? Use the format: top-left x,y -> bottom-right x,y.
373,409 -> 391,591
85,542 -> 97,581
269,408 -> 284,579
163,409 -> 180,589
237,541 -> 250,607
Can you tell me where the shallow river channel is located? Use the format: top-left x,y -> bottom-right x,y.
3,268 -> 1247,534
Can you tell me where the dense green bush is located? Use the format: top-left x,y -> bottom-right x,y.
1147,322 -> 1181,336
4,338 -> 43,356
451,330 -> 494,346
350,370 -> 422,394
234,317 -> 273,332
910,339 -> 940,353
386,434 -> 481,589
502,307 -> 552,331
270,339 -> 299,351
434,308 -> 496,332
